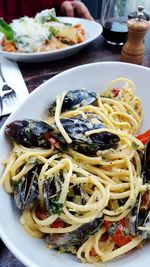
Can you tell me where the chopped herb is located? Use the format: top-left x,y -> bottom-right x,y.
127,110 -> 132,114
108,223 -> 117,236
101,95 -> 113,99
35,158 -> 43,165
63,22 -> 72,26
122,228 -> 129,236
64,168 -> 69,173
49,199 -> 64,215
132,142 -> 140,150
49,16 -> 60,23
60,37 -> 70,44
49,26 -> 59,36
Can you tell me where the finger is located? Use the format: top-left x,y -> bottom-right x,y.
61,1 -> 74,17
71,2 -> 94,21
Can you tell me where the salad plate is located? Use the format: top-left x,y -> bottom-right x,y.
0,16 -> 102,63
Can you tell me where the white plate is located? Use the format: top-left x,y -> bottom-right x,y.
0,62 -> 150,267
0,17 -> 102,63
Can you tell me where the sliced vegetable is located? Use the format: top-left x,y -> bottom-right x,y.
137,129 -> 150,144
51,219 -> 64,228
36,209 -> 48,220
50,16 -> 60,22
49,26 -> 59,36
104,219 -> 132,247
57,28 -> 78,44
0,19 -> 14,41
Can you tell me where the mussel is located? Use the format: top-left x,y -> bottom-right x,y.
13,164 -> 65,214
67,184 -> 86,205
5,119 -> 54,147
5,117 -> 120,153
54,117 -> 120,153
129,140 -> 150,238
46,217 -> 103,248
49,89 -> 97,115
13,165 -> 40,210
43,174 -> 63,215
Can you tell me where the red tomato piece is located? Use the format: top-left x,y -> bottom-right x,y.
137,129 -> 150,144
112,88 -> 119,97
36,209 -> 48,220
104,219 -> 132,247
51,219 -> 64,228
111,224 -> 132,247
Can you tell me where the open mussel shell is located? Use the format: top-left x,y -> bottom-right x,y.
5,119 -> 54,147
46,217 -> 103,248
138,212 -> 150,239
54,117 -> 120,153
43,175 -> 63,215
49,89 -> 97,115
13,165 -> 40,210
129,140 -> 150,237
142,140 -> 150,183
130,192 -> 150,238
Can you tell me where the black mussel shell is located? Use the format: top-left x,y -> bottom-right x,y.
5,119 -> 54,147
54,118 -> 120,153
46,217 -> 103,248
13,165 -> 40,210
49,89 -> 97,115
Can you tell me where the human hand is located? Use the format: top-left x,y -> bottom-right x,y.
61,1 -> 94,20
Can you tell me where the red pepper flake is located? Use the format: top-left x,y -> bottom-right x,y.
112,88 -> 119,97
90,248 -> 97,257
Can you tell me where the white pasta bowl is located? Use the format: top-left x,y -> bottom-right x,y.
0,61 -> 150,267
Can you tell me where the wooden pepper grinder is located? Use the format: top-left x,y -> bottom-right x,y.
121,6 -> 150,65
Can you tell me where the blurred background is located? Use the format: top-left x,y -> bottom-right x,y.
82,0 -> 102,19
81,0 -> 150,20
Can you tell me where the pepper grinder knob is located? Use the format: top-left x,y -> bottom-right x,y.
121,5 -> 150,65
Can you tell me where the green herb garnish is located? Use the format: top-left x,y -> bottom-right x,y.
132,142 -> 140,150
50,16 -> 60,23
49,199 -> 64,215
0,19 -> 14,41
108,223 -> 117,236
63,22 -> 72,26
49,26 -> 59,36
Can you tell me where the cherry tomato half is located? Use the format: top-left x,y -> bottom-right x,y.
137,129 -> 150,144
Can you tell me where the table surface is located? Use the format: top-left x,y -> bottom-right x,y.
1,28 -> 150,266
